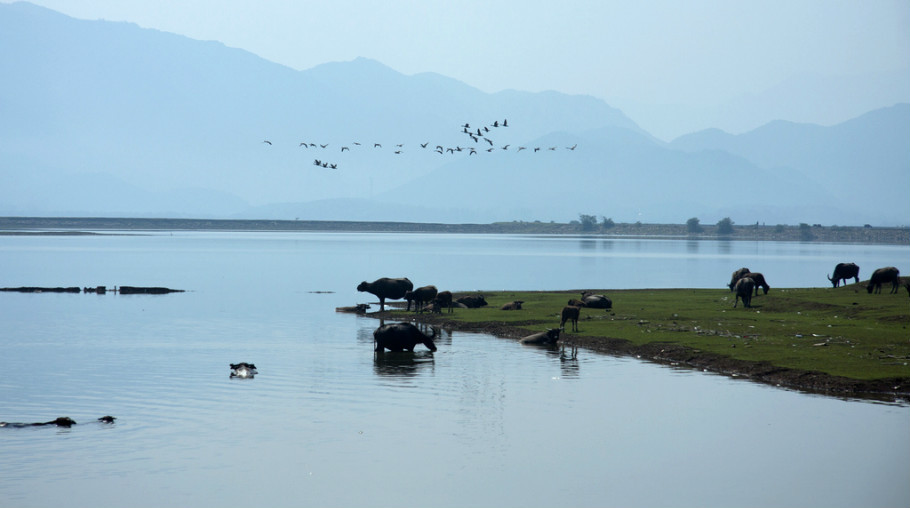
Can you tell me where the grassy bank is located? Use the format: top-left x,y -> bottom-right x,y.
380,284 -> 910,400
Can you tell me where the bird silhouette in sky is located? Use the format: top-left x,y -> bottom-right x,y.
263,140 -> 272,145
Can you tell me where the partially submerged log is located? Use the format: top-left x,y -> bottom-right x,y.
118,286 -> 184,294
1,286 -> 81,293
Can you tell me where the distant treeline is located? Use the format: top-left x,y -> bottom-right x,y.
1,217 -> 907,245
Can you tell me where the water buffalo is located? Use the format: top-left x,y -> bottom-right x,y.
1,416 -> 115,428
405,285 -> 438,312
433,291 -> 454,313
335,303 -> 371,313
456,295 -> 488,308
373,323 -> 437,352
733,277 -> 755,308
742,272 -> 770,295
580,291 -> 612,310
866,267 -> 900,294
230,362 -> 258,378
728,267 -> 751,291
519,328 -> 561,345
560,304 -> 582,332
828,263 -> 860,288
357,277 -> 413,312
501,300 -> 524,310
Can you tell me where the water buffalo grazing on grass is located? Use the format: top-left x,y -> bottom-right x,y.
357,277 -> 413,312
580,291 -> 612,310
335,303 -> 371,313
733,277 -> 755,308
501,300 -> 524,310
433,291 -> 454,313
560,304 -> 582,332
866,267 -> 901,294
741,272 -> 770,295
828,263 -> 860,288
373,322 -> 438,352
405,285 -> 438,312
728,267 -> 751,291
456,295 -> 488,308
519,328 -> 561,346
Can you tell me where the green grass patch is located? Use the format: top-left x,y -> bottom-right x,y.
392,286 -> 910,381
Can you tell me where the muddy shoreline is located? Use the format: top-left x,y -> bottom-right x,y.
368,310 -> 910,403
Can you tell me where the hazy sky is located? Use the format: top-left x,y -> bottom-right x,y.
18,0 -> 910,140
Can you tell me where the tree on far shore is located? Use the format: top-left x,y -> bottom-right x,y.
717,217 -> 734,235
578,214 -> 598,231
686,217 -> 702,233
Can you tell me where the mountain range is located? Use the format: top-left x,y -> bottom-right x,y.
1,1 -> 907,226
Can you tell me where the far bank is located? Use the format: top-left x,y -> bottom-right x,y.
1,217 -> 908,245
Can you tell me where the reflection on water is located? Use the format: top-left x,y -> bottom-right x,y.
372,351 -> 436,377
0,232 -> 907,508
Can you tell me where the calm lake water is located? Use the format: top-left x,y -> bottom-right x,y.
1,232 -> 908,508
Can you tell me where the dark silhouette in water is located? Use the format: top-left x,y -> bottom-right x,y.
230,362 -> 258,378
1,416 -> 116,428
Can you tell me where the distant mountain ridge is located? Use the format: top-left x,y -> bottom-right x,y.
1,2 -> 907,226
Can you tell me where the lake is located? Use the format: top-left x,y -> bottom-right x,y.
1,231 -> 908,508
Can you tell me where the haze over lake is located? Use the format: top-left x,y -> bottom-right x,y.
2,231 -> 908,508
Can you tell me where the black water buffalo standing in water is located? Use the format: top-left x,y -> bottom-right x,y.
733,277 -> 755,308
828,263 -> 860,288
866,267 -> 901,294
728,267 -> 751,291
373,323 -> 438,352
405,285 -> 438,311
357,277 -> 413,312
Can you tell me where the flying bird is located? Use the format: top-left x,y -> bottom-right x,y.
567,144 -> 577,150
502,119 -> 508,127
492,120 -> 499,128
262,140 -> 272,145
320,144 -> 329,149
330,163 -> 337,169
374,143 -> 382,148
420,142 -> 429,148
484,138 -> 493,146
517,146 -> 526,152
501,144 -> 510,150
299,142 -> 308,147
341,146 -> 350,152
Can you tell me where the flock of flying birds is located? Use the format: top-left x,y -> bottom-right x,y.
261,119 -> 578,169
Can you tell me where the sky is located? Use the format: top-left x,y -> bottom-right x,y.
17,0 -> 910,140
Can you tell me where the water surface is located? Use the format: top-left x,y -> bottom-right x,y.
1,232 -> 907,508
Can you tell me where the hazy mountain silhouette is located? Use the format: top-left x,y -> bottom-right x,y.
1,2 -> 905,225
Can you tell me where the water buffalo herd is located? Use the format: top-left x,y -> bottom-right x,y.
357,262 -> 905,353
